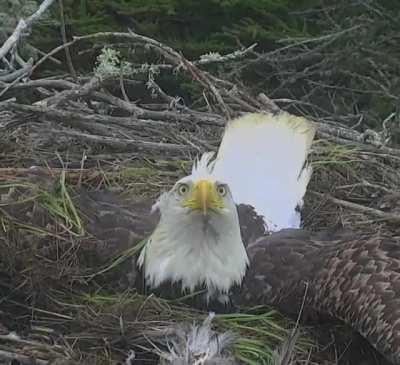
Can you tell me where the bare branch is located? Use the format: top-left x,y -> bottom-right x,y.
312,192 -> 400,223
0,0 -> 57,60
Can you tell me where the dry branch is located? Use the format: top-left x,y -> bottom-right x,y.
0,0 -> 56,60
312,192 -> 400,223
48,129 -> 196,154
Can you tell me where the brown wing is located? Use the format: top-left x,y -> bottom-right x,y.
234,227 -> 400,364
62,192 -> 400,363
74,190 -> 158,256
70,190 -> 161,294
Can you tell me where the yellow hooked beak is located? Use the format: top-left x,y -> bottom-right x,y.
182,179 -> 224,215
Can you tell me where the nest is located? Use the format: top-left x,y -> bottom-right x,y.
1,23 -> 400,365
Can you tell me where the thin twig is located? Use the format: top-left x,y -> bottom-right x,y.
58,0 -> 76,78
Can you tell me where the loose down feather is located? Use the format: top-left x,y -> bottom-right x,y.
212,112 -> 316,231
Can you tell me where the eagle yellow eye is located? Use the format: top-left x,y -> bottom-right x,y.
177,183 -> 189,195
217,184 -> 227,197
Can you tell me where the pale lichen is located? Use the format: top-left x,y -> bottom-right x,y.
94,47 -> 123,79
94,47 -> 160,87
199,52 -> 223,62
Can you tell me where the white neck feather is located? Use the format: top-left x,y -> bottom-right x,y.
138,199 -> 248,294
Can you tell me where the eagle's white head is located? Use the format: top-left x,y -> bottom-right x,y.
138,152 -> 248,296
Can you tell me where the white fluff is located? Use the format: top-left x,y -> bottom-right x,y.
212,112 -> 316,231
158,313 -> 237,365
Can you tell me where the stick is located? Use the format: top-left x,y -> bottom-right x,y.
58,0 -> 76,78
0,0 -> 57,60
47,129 -> 195,154
0,349 -> 48,365
312,192 -> 400,222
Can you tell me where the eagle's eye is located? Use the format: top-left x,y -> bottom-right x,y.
217,184 -> 227,197
177,183 -> 189,196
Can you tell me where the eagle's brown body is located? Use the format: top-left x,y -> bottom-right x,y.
237,228 -> 400,364
78,191 -> 400,364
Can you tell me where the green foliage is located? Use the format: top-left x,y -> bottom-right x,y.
58,0 -> 313,57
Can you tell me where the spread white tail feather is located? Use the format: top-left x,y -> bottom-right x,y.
212,112 -> 316,231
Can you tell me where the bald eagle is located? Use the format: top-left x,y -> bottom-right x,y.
81,112 -> 400,364
137,112 -> 314,301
